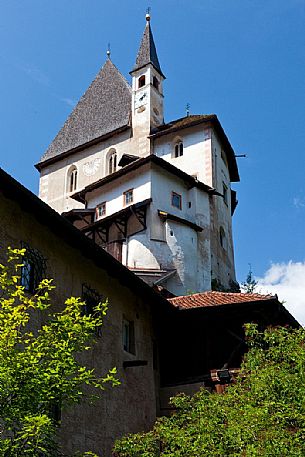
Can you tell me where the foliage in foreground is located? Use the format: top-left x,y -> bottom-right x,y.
0,247 -> 119,456
114,324 -> 305,457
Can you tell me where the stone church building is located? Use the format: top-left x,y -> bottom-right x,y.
36,13 -> 239,297
0,13 -> 299,457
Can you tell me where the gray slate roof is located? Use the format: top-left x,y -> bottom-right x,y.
132,21 -> 164,78
39,59 -> 132,165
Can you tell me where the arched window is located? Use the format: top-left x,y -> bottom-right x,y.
173,141 -> 183,158
220,226 -> 226,250
153,76 -> 159,90
108,150 -> 117,175
67,166 -> 78,193
138,75 -> 146,88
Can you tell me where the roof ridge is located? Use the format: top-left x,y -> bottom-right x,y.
39,59 -> 132,164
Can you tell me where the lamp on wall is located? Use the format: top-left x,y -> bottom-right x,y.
217,368 -> 231,384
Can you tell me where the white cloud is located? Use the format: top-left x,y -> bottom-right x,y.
60,97 -> 76,108
19,63 -> 50,86
256,261 -> 305,326
293,197 -> 305,209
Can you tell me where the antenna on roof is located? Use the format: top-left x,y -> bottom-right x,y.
146,7 -> 151,21
106,43 -> 111,59
186,103 -> 190,117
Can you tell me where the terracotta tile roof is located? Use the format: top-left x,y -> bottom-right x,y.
38,59 -> 131,166
168,291 -> 275,310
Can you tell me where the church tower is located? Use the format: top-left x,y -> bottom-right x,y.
130,12 -> 165,156
36,13 -> 240,296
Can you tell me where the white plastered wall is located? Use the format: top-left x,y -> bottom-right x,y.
38,125 -> 151,214
152,125 -> 213,186
126,166 -> 211,295
210,130 -> 236,288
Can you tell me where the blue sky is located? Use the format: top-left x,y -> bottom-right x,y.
1,0 -> 305,306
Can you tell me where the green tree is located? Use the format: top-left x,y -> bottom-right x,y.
114,324 -> 305,457
0,247 -> 119,456
241,264 -> 258,293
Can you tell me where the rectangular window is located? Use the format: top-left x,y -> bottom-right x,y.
171,191 -> 182,210
96,202 -> 106,219
122,318 -> 135,354
123,189 -> 133,206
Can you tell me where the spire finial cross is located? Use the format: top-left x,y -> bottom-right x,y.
106,43 -> 111,59
186,103 -> 190,117
146,7 -> 151,21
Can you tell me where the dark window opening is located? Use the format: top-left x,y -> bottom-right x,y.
109,151 -> 117,174
138,75 -> 146,88
68,167 -> 78,193
223,183 -> 228,206
20,243 -> 46,294
174,141 -> 183,158
153,76 -> 159,90
123,318 -> 135,354
220,227 -> 226,250
188,201 -> 192,208
49,400 -> 61,425
171,192 -> 182,210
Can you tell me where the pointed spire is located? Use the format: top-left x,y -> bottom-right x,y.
131,13 -> 165,78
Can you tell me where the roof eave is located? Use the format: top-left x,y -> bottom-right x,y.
35,124 -> 131,171
0,167 -> 173,314
73,154 -> 216,203
130,62 -> 166,79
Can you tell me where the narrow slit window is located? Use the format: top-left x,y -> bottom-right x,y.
122,318 -> 135,354
220,227 -> 226,250
108,151 -> 117,175
223,183 -> 228,206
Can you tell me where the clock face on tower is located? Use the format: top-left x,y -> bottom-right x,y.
135,90 -> 148,109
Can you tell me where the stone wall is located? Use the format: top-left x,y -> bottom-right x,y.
0,190 -> 158,456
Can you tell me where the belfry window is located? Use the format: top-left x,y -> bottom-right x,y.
108,151 -> 117,174
153,76 -> 159,90
173,141 -> 183,158
138,75 -> 146,88
67,166 -> 78,193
